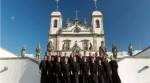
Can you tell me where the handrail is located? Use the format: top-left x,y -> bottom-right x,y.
134,46 -> 150,56
0,57 -> 39,64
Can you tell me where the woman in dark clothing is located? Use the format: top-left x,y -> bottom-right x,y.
97,59 -> 105,83
81,56 -> 90,83
90,57 -> 98,83
61,57 -> 70,83
76,54 -> 83,83
102,57 -> 113,83
109,58 -> 121,83
53,56 -> 62,83
39,56 -> 48,83
47,55 -> 54,83
70,56 -> 80,83
68,53 -> 74,63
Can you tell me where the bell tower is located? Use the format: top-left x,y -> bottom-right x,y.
92,0 -> 105,50
49,0 -> 62,34
92,0 -> 104,34
50,11 -> 62,34
48,0 -> 62,52
92,10 -> 104,34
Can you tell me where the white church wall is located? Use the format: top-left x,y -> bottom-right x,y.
0,59 -> 40,83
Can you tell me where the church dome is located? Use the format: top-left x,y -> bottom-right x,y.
92,10 -> 102,16
51,11 -> 61,16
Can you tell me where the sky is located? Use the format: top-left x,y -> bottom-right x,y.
1,0 -> 150,55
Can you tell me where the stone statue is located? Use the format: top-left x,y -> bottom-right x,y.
21,46 -> 26,57
74,26 -> 79,32
47,41 -> 54,52
112,43 -> 118,59
66,18 -> 70,28
99,41 -> 107,58
35,43 -> 41,61
62,43 -> 65,50
128,43 -> 133,56
89,42 -> 93,50
72,41 -> 80,53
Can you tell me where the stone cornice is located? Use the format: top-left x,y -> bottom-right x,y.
51,15 -> 61,17
49,33 -> 105,38
92,15 -> 102,17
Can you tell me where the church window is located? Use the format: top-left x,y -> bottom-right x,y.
82,40 -> 89,50
54,19 -> 58,28
63,40 -> 71,51
96,20 -> 100,28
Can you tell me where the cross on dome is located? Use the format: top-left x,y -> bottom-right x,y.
93,0 -> 98,10
55,0 -> 60,10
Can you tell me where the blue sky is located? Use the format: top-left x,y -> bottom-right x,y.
1,0 -> 150,55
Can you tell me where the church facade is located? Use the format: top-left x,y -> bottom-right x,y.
47,9 -> 105,56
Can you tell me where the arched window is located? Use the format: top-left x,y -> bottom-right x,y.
54,20 -> 58,28
63,40 -> 71,51
82,40 -> 89,50
96,20 -> 100,28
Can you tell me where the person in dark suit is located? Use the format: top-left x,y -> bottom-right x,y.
90,57 -> 98,83
109,57 -> 121,83
39,55 -> 48,83
61,57 -> 70,83
70,56 -> 80,83
81,56 -> 90,83
53,56 -> 62,83
47,55 -> 54,83
97,59 -> 105,83
102,57 -> 112,83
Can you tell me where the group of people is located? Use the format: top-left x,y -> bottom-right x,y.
39,52 -> 121,83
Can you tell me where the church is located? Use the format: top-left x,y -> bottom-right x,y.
47,1 -> 105,56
